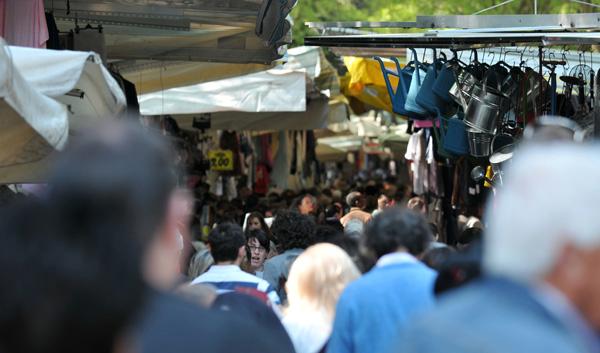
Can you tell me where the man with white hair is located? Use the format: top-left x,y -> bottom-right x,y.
394,143 -> 600,353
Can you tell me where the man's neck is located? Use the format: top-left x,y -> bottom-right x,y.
215,260 -> 241,267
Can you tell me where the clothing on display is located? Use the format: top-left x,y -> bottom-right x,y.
1,0 -> 49,48
44,11 -> 60,50
219,131 -> 242,176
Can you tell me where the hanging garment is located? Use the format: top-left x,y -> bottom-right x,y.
271,131 -> 290,190
255,162 -> 271,195
122,78 -> 140,119
2,0 -> 49,48
220,131 -> 242,176
425,133 -> 440,196
405,130 -> 427,195
45,11 -> 60,49
289,131 -> 298,175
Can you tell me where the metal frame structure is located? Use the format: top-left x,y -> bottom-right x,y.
305,32 -> 600,50
306,13 -> 600,31
304,13 -> 600,137
45,0 -> 262,29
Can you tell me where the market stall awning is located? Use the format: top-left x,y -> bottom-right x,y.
316,143 -> 347,162
0,41 -> 69,183
121,46 -> 331,98
139,68 -> 306,116
45,0 -> 296,64
9,46 -> 126,129
120,60 -> 272,95
173,95 -> 348,130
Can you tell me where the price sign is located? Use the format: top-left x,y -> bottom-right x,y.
208,149 -> 234,171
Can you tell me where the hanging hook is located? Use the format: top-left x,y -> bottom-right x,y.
471,49 -> 478,63
487,50 -> 495,64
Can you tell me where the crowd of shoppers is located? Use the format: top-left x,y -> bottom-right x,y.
2,119 -> 599,353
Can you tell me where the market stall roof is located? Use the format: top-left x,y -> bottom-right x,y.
139,68 -> 306,116
9,46 -> 126,130
306,13 -> 600,31
305,13 -> 600,52
45,0 -> 295,64
138,46 -> 341,116
120,60 -> 272,95
0,41 -> 69,183
172,95 -> 348,130
124,46 -> 327,96
305,31 -> 600,51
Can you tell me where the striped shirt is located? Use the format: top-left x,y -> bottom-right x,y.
191,265 -> 281,306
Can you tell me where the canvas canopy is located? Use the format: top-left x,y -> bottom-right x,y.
0,41 -> 68,183
10,46 -> 126,129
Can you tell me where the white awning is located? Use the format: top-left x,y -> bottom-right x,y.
0,41 -> 68,183
139,68 -> 306,116
8,46 -> 126,130
172,95 -> 348,131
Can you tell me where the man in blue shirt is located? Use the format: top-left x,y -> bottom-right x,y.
192,223 -> 280,307
328,208 -> 436,353
394,144 -> 600,353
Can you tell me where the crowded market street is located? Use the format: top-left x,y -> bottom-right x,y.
2,1 -> 600,353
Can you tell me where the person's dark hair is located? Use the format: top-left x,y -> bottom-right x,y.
289,194 -> 316,213
48,121 -> 178,255
458,227 -> 483,246
422,246 -> 455,271
211,292 -> 295,352
247,212 -> 272,238
270,210 -> 315,251
246,229 -> 271,253
208,223 -> 246,263
314,225 -> 343,244
0,199 -> 144,353
364,208 -> 432,258
346,191 -> 364,208
324,204 -> 342,220
434,243 -> 482,296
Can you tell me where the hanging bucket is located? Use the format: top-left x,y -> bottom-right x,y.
467,129 -> 493,157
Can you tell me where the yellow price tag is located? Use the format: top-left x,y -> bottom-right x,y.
208,150 -> 234,171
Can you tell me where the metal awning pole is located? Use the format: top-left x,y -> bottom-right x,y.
534,0 -> 538,14
539,46 -> 544,119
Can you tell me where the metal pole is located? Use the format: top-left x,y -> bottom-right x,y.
534,0 -> 538,14
539,46 -> 543,118
472,0 -> 517,15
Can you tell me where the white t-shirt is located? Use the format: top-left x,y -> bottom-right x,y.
283,309 -> 331,353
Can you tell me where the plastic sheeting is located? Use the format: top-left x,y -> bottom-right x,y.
0,40 -> 68,183
139,68 -> 306,116
342,56 -> 396,114
9,46 -> 126,129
